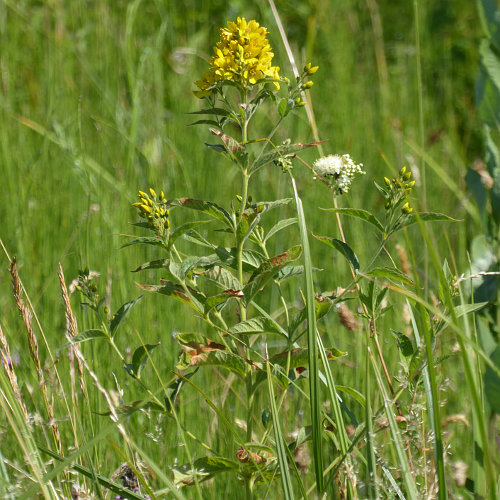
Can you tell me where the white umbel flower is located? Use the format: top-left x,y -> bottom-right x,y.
313,154 -> 365,194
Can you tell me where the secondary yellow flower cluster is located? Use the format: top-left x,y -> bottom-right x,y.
133,188 -> 170,234
383,167 -> 415,213
194,17 -> 281,98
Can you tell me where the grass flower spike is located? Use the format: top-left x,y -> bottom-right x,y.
313,154 -> 365,194
194,17 -> 281,97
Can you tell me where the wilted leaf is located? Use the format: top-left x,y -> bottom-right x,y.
175,333 -> 248,378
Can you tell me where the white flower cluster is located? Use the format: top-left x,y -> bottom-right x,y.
313,154 -> 365,194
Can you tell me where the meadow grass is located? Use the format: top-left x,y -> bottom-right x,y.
0,1 -> 498,498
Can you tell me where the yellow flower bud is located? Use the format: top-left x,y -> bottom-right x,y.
402,202 -> 413,214
384,177 -> 391,186
160,191 -> 166,201
138,190 -> 148,199
149,188 -> 157,198
407,180 -> 416,188
399,166 -> 406,176
141,204 -> 151,213
303,80 -> 314,89
403,172 -> 412,180
308,65 -> 319,75
132,202 -> 143,207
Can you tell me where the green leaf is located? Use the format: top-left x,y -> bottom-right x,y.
243,245 -> 302,304
168,220 -> 211,249
172,456 -> 239,487
393,212 -> 459,231
228,317 -> 286,337
110,296 -> 142,336
125,343 -> 161,379
202,265 -> 242,291
204,289 -> 244,314
187,107 -> 231,117
132,258 -> 169,273
321,208 -> 384,233
454,302 -> 489,317
276,265 -> 309,282
62,329 -> 107,348
313,235 -> 360,272
168,198 -> 234,229
484,346 -> 500,413
391,330 -> 414,358
264,217 -> 298,242
365,267 -> 414,286
121,236 -> 165,248
139,282 -> 204,311
278,97 -> 294,117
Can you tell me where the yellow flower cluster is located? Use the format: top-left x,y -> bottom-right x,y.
383,167 -> 415,213
194,17 -> 281,98
133,188 -> 170,234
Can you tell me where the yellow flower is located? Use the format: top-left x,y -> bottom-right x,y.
194,17 -> 281,98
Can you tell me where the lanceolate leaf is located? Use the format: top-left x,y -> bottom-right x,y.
264,217 -> 298,242
243,246 -> 302,304
313,235 -> 360,273
228,317 -> 286,337
62,329 -> 107,348
172,456 -> 239,487
168,220 -> 211,249
393,212 -> 459,231
168,198 -> 234,229
139,282 -> 203,311
110,296 -> 143,336
365,267 -> 415,286
125,343 -> 161,379
187,107 -> 231,117
321,208 -> 384,233
121,236 -> 165,249
132,258 -> 169,273
204,289 -> 244,314
202,265 -> 242,291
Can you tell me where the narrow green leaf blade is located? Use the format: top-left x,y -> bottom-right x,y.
321,207 -> 384,233
313,235 -> 360,272
110,296 -> 143,336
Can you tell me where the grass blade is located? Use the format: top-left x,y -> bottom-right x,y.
291,177 -> 323,493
